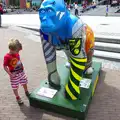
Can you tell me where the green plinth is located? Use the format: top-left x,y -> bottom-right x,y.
29,62 -> 102,120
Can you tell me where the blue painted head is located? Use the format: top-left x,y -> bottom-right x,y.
39,0 -> 69,33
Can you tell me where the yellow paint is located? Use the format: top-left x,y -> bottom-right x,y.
74,49 -> 79,54
70,78 -> 80,94
69,40 -> 75,42
65,84 -> 77,100
92,75 -> 99,96
71,59 -> 85,70
74,40 -> 81,48
70,67 -> 81,81
71,57 -> 87,63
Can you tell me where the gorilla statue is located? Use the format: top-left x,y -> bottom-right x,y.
39,0 -> 95,100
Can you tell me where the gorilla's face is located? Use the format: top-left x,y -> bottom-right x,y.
39,0 -> 67,33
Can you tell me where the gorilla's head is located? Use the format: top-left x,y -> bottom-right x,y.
39,0 -> 69,33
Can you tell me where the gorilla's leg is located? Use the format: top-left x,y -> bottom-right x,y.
85,49 -> 94,74
41,39 -> 61,89
63,49 -> 71,68
65,39 -> 87,100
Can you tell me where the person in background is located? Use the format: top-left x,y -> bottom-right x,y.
67,3 -> 71,11
0,3 -> 3,14
75,2 -> 79,16
106,5 -> 109,16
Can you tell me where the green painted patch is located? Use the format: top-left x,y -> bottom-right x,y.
29,62 -> 102,120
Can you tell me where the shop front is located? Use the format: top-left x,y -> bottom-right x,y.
5,0 -> 26,8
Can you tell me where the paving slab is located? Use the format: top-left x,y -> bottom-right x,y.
0,26 -> 120,120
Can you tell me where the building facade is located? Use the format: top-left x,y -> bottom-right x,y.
5,0 -> 26,8
5,0 -> 41,8
32,0 -> 41,6
20,0 -> 26,8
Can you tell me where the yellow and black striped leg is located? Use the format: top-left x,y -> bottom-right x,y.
65,57 -> 87,100
65,38 -> 87,100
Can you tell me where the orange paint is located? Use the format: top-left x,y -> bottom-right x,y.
85,25 -> 95,54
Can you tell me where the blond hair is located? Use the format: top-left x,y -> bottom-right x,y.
8,39 -> 22,51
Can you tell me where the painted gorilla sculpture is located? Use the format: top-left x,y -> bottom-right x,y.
39,0 -> 95,100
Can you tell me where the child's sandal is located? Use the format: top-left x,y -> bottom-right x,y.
17,98 -> 24,105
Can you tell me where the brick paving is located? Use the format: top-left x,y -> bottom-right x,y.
0,26 -> 120,120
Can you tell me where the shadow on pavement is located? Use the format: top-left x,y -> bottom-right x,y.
0,26 -> 9,29
19,70 -> 120,120
20,104 -> 75,120
20,104 -> 43,120
87,69 -> 120,120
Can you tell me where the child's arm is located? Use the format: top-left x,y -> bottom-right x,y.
3,55 -> 13,77
3,66 -> 12,76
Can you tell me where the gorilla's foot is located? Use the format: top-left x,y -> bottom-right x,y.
85,67 -> 94,74
48,70 -> 61,90
65,62 -> 71,68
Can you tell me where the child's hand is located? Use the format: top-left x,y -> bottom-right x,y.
3,66 -> 16,78
9,72 -> 16,78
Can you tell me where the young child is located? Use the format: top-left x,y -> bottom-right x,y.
3,39 -> 30,105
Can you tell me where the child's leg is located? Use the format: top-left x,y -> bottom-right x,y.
22,84 -> 28,92
11,81 -> 20,99
12,87 -> 24,105
13,89 -> 19,99
10,73 -> 24,105
22,84 -> 30,97
19,71 -> 30,97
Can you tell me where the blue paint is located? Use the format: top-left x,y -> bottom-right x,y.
39,0 -> 82,46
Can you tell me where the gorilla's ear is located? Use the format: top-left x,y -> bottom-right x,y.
51,1 -> 56,5
53,0 -> 66,12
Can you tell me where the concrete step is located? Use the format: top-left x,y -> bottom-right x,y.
17,25 -> 120,60
95,37 -> 120,44
94,50 -> 120,61
57,50 -> 120,61
17,25 -> 120,61
18,25 -> 120,45
95,42 -> 120,53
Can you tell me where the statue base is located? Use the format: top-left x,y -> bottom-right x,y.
29,62 -> 102,120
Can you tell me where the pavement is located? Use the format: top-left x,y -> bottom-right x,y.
0,22 -> 120,120
70,5 -> 120,17
2,13 -> 120,64
0,25 -> 71,120
8,25 -> 120,70
4,9 -> 38,15
2,13 -> 120,39
0,9 -> 120,120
